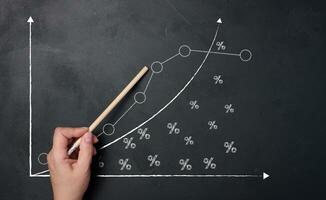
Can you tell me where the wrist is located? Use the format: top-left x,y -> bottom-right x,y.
53,193 -> 83,200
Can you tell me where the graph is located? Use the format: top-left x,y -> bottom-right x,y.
28,17 -> 268,180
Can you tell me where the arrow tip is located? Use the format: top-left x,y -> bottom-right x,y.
217,18 -> 222,24
27,16 -> 34,23
263,172 -> 269,180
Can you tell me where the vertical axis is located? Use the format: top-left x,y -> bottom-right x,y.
28,16 -> 34,177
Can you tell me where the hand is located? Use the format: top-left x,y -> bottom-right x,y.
47,127 -> 98,200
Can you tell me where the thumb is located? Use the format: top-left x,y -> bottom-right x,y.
77,132 -> 94,170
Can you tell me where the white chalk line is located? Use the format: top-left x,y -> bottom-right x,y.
113,102 -> 137,126
96,174 -> 261,178
29,20 -> 33,177
162,53 -> 180,64
33,169 -> 49,176
31,174 -> 261,178
98,23 -> 220,150
191,49 -> 240,56
97,132 -> 104,137
143,71 -> 154,93
30,174 -> 50,177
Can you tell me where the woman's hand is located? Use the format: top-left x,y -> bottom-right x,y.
47,127 -> 98,200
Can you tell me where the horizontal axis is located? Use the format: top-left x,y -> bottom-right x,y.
30,174 -> 267,179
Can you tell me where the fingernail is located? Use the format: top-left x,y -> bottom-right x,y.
82,127 -> 89,131
84,132 -> 93,144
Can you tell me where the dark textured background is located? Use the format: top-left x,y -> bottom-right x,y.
0,0 -> 325,199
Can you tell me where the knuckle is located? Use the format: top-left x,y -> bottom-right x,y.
54,127 -> 63,134
53,127 -> 65,140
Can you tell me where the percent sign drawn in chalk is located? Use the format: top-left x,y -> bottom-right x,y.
98,156 -> 104,168
167,122 -> 180,134
224,141 -> 237,153
208,120 -> 218,130
216,41 -> 226,51
123,137 -> 136,149
225,104 -> 234,113
213,75 -> 223,85
184,136 -> 194,145
138,128 -> 150,140
98,161 -> 104,168
189,100 -> 200,110
119,158 -> 132,170
179,159 -> 192,171
203,157 -> 216,169
147,154 -> 160,167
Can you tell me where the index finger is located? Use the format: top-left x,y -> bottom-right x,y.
52,127 -> 88,159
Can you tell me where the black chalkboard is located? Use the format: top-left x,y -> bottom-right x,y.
0,0 -> 325,199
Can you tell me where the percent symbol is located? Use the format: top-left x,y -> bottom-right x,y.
189,100 -> 200,110
147,154 -> 161,167
123,137 -> 136,149
179,159 -> 192,171
213,75 -> 223,85
167,122 -> 180,134
184,136 -> 194,145
216,41 -> 226,51
224,141 -> 237,153
224,104 -> 234,113
203,157 -> 216,169
138,128 -> 150,140
98,161 -> 104,168
208,121 -> 218,130
119,158 -> 132,170
98,156 -> 104,168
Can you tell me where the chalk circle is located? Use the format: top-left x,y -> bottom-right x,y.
103,123 -> 115,136
98,161 -> 105,168
134,92 -> 146,104
239,49 -> 252,62
37,153 -> 48,165
151,61 -> 163,74
179,44 -> 191,57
